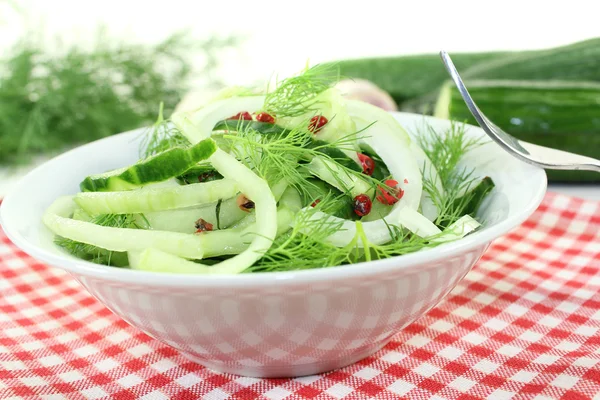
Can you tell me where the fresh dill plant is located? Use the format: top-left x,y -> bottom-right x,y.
0,30 -> 236,165
262,63 -> 340,117
55,213 -> 146,267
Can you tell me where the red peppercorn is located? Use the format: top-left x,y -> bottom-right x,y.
353,194 -> 372,216
376,179 -> 405,205
308,115 -> 328,133
256,112 -> 275,124
357,153 -> 375,176
228,111 -> 253,121
237,194 -> 255,212
194,218 -> 213,233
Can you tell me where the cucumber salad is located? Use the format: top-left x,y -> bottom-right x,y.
43,65 -> 494,274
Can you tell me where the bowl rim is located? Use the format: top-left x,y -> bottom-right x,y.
0,113 -> 547,287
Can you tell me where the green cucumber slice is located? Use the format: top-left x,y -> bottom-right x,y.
431,215 -> 481,243
453,176 -> 495,220
80,138 -> 217,192
301,178 -> 356,220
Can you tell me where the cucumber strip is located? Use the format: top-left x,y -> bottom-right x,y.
305,156 -> 371,197
431,215 -> 481,243
307,140 -> 362,172
172,96 -> 266,143
129,192 -> 298,273
43,196 -> 207,259
453,176 -> 495,218
80,138 -> 217,192
74,179 -> 239,215
360,200 -> 392,222
143,197 -> 245,233
146,179 -> 286,235
72,208 -> 91,222
301,178 -> 357,220
129,248 -> 212,274
192,148 -> 277,274
301,205 -> 441,247
271,179 -> 290,202
347,100 -> 422,210
218,206 -> 296,248
230,187 -> 301,231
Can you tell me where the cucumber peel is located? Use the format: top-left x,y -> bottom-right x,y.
80,138 -> 217,192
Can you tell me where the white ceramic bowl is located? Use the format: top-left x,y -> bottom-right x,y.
0,113 -> 546,378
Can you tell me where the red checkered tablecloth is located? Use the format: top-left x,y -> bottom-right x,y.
1,192 -> 599,400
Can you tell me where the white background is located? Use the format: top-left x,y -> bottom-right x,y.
2,0 -> 600,86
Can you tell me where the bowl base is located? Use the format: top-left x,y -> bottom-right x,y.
180,341 -> 389,378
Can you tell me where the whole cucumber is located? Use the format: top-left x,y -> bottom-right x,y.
435,80 -> 600,183
325,52 -> 509,105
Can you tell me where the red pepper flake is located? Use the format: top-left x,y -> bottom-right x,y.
228,111 -> 253,121
308,115 -> 328,133
310,199 -> 321,207
353,194 -> 372,217
237,194 -> 255,212
404,178 -> 409,184
357,153 -> 375,176
256,112 -> 275,124
194,218 -> 213,233
376,179 -> 405,205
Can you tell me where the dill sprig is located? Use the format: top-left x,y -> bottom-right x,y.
139,103 -> 190,158
247,195 -> 351,272
417,121 -> 483,183
262,63 -> 340,117
417,121 -> 489,227
247,196 -> 435,272
55,213 -> 146,267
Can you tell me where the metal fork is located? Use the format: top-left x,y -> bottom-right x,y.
439,51 -> 600,173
